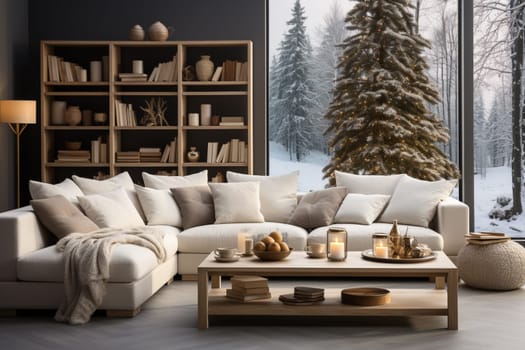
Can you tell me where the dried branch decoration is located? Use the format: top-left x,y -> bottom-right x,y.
139,97 -> 169,126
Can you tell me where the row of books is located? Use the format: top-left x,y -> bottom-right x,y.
212,60 -> 248,82
48,55 -> 84,83
114,100 -> 137,127
206,139 -> 247,164
226,275 -> 270,302
116,139 -> 177,163
91,137 -> 108,163
148,56 -> 178,82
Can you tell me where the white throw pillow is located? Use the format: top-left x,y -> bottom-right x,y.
71,172 -> 145,220
72,172 -> 134,194
335,171 -> 405,195
209,182 -> 264,224
226,171 -> 298,223
78,188 -> 144,229
334,193 -> 391,225
379,175 -> 457,227
142,170 -> 208,189
135,185 -> 182,227
29,179 -> 83,203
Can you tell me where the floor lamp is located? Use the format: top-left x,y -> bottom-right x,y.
0,100 -> 37,208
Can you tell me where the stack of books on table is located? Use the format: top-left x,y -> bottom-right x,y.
139,147 -> 162,162
56,150 -> 90,163
279,287 -> 325,305
116,151 -> 140,163
226,275 -> 271,302
118,73 -> 147,82
465,232 -> 510,245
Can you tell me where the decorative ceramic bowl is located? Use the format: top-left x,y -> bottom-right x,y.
341,287 -> 391,306
64,141 -> 82,150
253,248 -> 293,261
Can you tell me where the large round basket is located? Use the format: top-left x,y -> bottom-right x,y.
253,248 -> 293,261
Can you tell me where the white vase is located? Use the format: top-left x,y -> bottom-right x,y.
196,55 -> 214,81
200,104 -> 211,126
51,101 -> 67,125
90,61 -> 102,82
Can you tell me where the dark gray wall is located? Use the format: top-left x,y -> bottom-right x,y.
21,0 -> 267,204
0,0 -> 29,210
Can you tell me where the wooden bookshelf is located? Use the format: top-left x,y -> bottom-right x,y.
41,40 -> 253,183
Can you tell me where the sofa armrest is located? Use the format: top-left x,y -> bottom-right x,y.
0,206 -> 53,281
436,197 -> 469,256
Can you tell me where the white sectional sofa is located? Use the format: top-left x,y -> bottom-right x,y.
0,170 -> 469,316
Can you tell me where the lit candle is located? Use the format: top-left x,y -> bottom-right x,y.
237,232 -> 247,254
329,240 -> 345,260
374,244 -> 388,258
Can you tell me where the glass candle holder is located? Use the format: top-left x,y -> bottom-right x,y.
326,227 -> 347,261
372,233 -> 389,258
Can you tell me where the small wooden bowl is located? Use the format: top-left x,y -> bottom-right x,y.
341,287 -> 391,306
253,248 -> 293,261
64,141 -> 82,150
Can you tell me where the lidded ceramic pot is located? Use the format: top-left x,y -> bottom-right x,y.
129,25 -> 145,41
148,21 -> 169,41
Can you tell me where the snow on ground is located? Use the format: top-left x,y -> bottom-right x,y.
269,142 -> 525,237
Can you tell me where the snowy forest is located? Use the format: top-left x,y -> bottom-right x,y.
269,0 -> 525,236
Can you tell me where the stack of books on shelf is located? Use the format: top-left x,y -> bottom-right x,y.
210,139 -> 247,163
116,151 -> 140,163
118,73 -> 148,82
213,60 -> 248,81
56,150 -> 91,163
226,276 -> 271,302
47,55 -> 83,82
279,287 -> 325,305
114,100 -> 137,127
160,137 -> 177,163
219,116 -> 244,126
90,137 -> 108,163
148,55 -> 178,82
139,147 -> 162,163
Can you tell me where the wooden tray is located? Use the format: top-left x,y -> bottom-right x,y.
341,287 -> 391,306
361,249 -> 437,263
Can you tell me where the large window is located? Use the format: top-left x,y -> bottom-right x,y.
269,0 -> 459,191
473,1 -> 525,238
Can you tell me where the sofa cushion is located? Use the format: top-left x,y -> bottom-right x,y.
142,170 -> 208,189
171,185 -> 215,229
379,175 -> 457,227
17,225 -> 179,283
29,179 -> 84,204
288,187 -> 347,230
78,188 -> 145,229
334,193 -> 391,225
177,222 -> 308,253
30,195 -> 99,239
335,171 -> 405,195
226,171 -> 298,223
135,185 -> 182,227
209,182 -> 264,224
307,223 -> 443,252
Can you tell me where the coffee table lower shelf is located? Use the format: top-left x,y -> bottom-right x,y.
208,288 -> 448,317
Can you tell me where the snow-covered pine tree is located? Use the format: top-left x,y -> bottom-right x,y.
309,1 -> 347,154
269,54 -> 283,140
272,0 -> 315,161
323,0 -> 460,183
473,94 -> 487,178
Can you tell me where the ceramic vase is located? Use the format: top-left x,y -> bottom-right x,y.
64,106 -> 82,126
129,25 -> 145,41
187,147 -> 199,162
148,21 -> 169,41
51,100 -> 67,125
196,55 -> 214,81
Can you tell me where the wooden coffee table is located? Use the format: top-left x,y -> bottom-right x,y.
197,251 -> 458,329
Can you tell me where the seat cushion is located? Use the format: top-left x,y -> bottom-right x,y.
307,223 -> 443,252
177,222 -> 308,253
17,225 -> 179,283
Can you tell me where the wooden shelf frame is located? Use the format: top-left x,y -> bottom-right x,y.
41,40 -> 253,182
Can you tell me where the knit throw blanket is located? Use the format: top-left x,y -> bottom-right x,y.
54,227 -> 166,325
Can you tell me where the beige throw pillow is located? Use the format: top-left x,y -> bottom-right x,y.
288,187 -> 347,230
142,170 -> 208,190
226,171 -> 298,223
334,193 -> 391,225
335,171 -> 405,195
31,195 -> 99,239
170,186 -> 215,229
135,185 -> 182,227
209,182 -> 264,224
29,179 -> 84,204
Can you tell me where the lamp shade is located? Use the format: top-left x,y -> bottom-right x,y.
0,100 -> 37,124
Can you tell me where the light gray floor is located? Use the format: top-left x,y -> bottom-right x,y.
1,278 -> 524,350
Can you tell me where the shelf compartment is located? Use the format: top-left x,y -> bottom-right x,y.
183,91 -> 248,96
115,163 -> 178,167
115,92 -> 178,96
183,162 -> 247,167
46,162 -> 110,168
45,126 -> 109,130
115,126 -> 178,131
183,126 -> 247,130
45,92 -> 109,96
